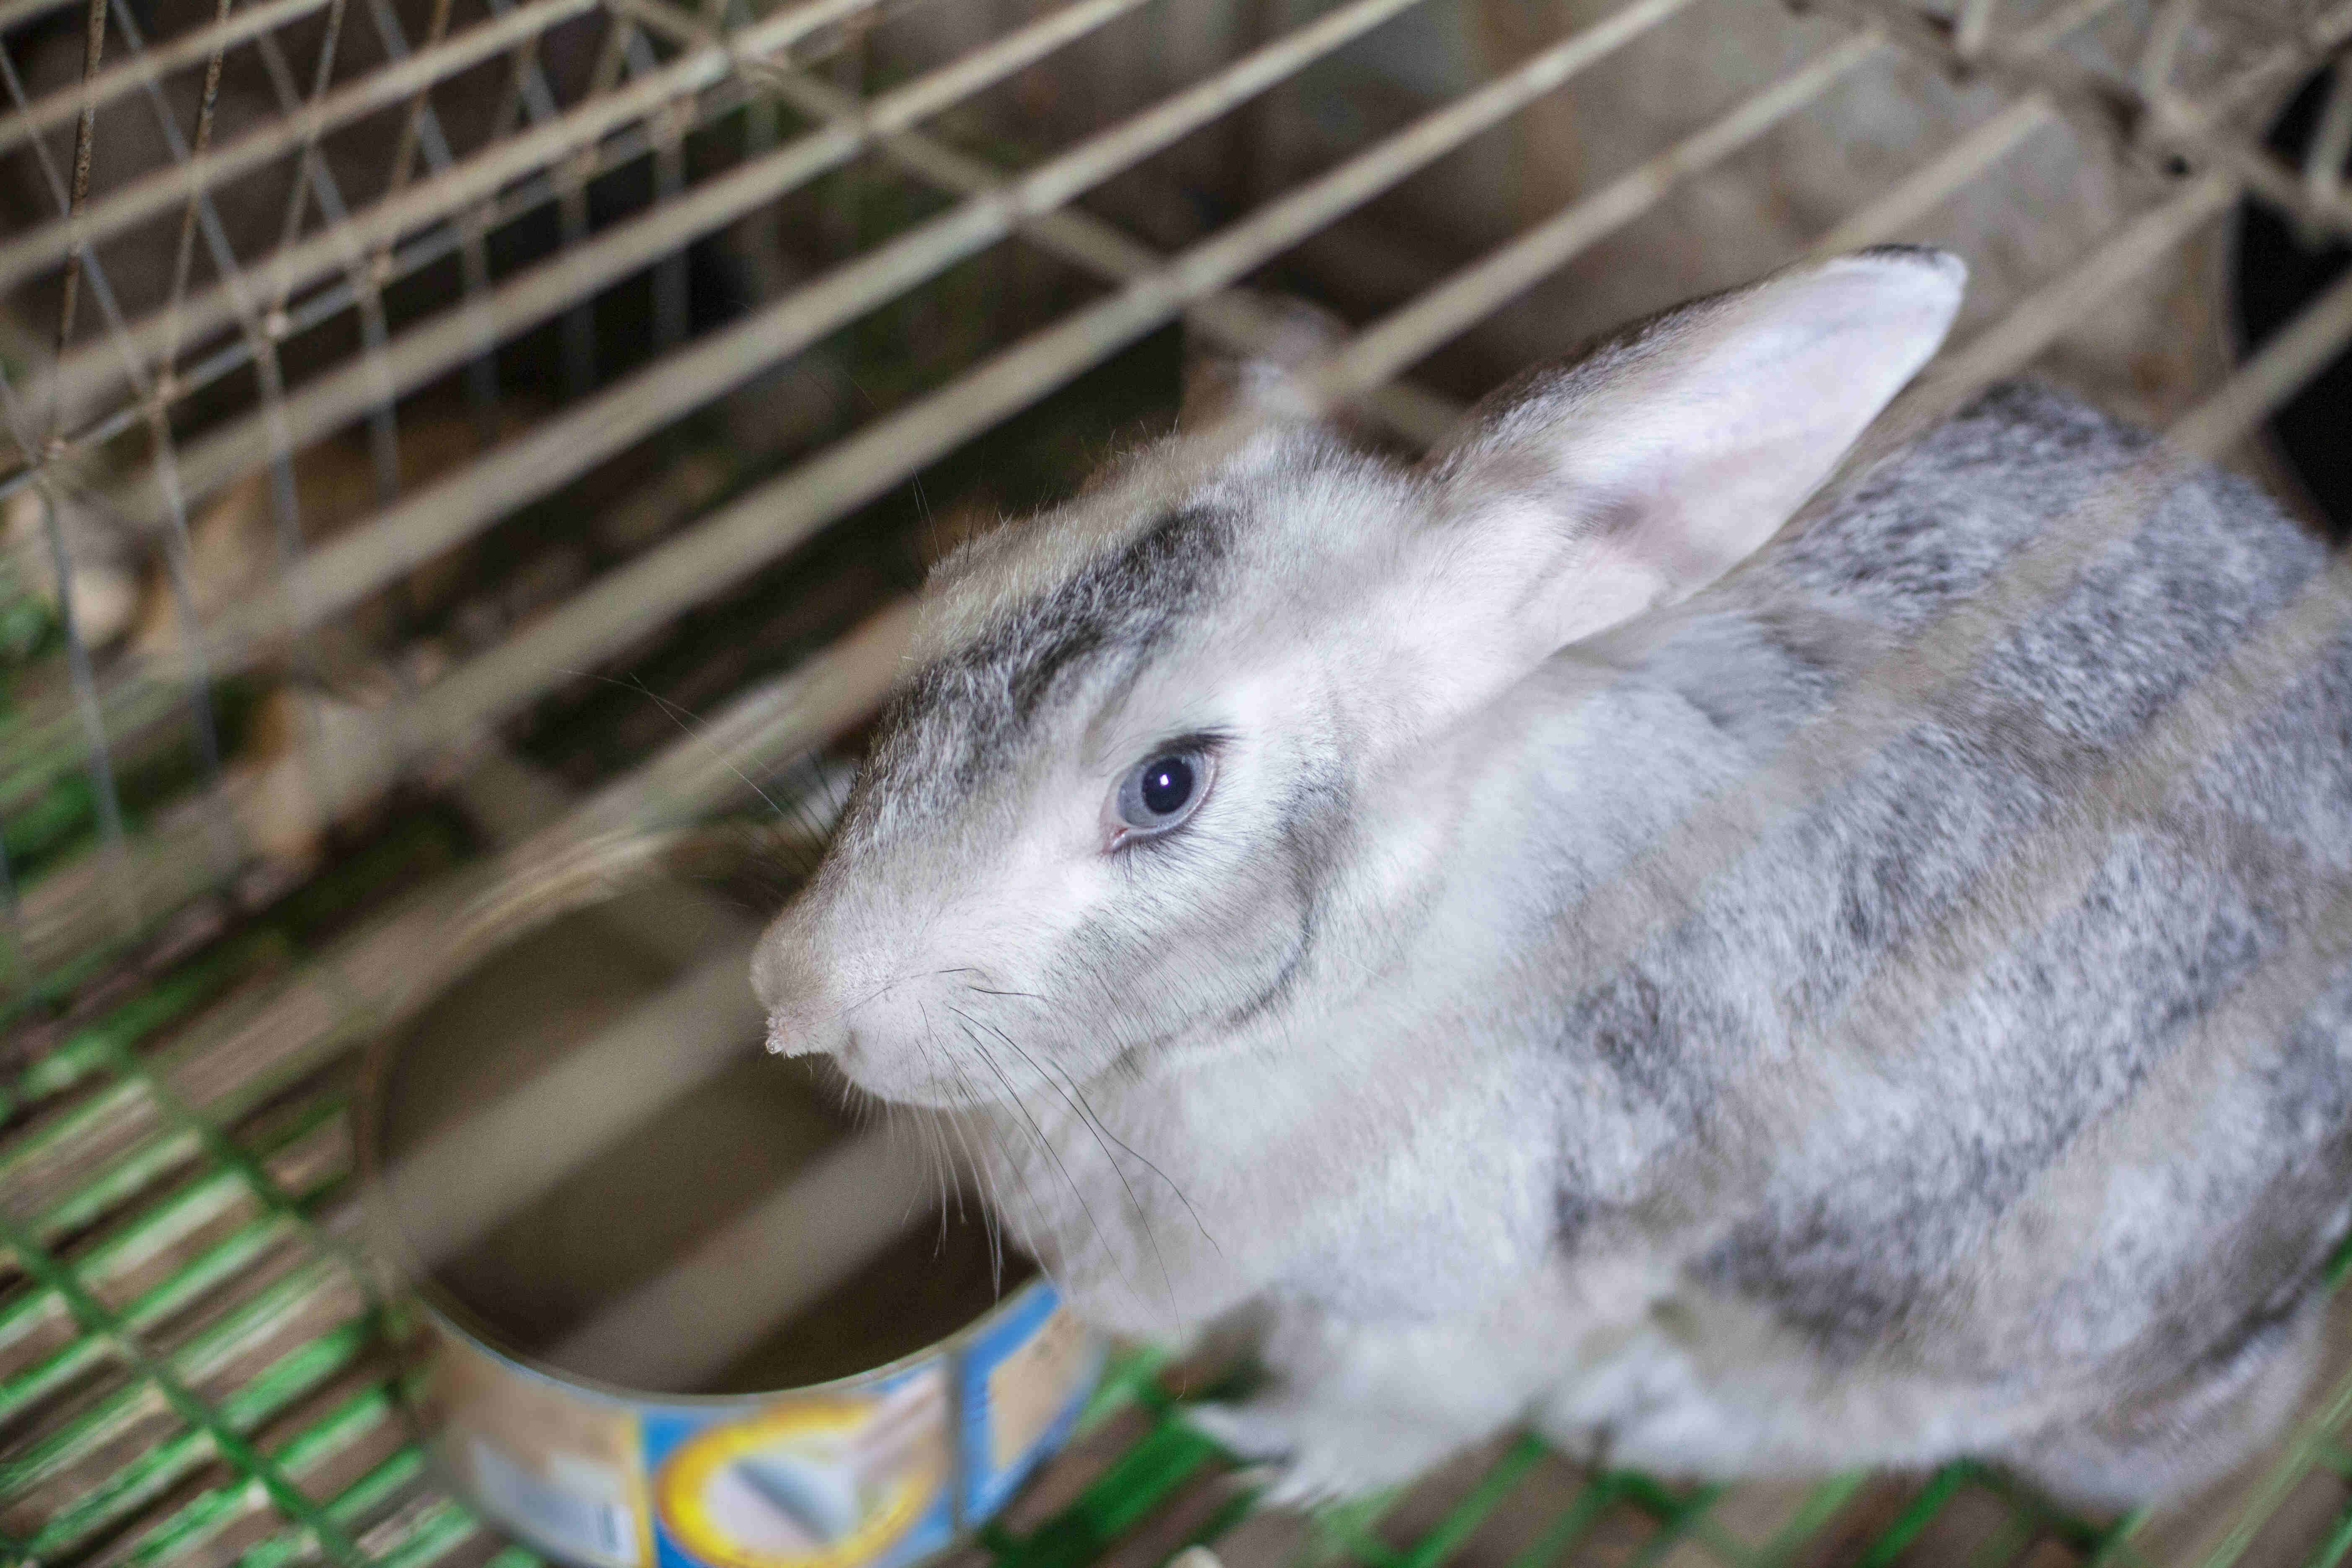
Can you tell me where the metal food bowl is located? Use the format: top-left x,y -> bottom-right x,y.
353,830 -> 1104,1568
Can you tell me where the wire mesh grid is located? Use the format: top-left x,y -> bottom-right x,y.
2,0 -> 2352,1562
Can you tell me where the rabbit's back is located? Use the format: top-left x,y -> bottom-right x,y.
1576,381 -> 2352,1418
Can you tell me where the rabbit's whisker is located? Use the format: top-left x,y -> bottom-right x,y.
959,1019 -> 1142,1312
958,991 -> 1215,1250
953,1003 -> 1178,1306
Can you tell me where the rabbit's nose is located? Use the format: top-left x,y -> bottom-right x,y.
749,916 -> 847,1057
765,1004 -> 849,1059
754,954 -> 851,1057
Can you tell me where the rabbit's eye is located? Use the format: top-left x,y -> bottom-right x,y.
1140,756 -> 1194,815
1111,750 -> 1211,842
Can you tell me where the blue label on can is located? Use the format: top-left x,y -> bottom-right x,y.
640,1361 -> 956,1568
958,1284 -> 1104,1522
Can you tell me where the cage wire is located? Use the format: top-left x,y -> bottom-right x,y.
1,0 -> 2352,1562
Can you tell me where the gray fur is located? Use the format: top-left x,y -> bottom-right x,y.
752,254 -> 2352,1509
850,503 -> 1236,830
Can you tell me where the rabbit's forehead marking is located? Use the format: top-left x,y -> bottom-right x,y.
854,502 -> 1235,830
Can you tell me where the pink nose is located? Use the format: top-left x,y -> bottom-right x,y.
749,909 -> 849,1058
765,1007 -> 850,1059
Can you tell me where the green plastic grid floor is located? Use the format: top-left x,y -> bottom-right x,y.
9,838 -> 2352,1568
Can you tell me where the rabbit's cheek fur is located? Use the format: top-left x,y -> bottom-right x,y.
1039,772 -> 1341,1067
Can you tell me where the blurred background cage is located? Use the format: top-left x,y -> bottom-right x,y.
3,0 -> 2352,1563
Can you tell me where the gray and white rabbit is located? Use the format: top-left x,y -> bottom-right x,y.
753,247 -> 2352,1509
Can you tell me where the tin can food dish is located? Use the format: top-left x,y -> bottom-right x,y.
354,841 -> 1105,1568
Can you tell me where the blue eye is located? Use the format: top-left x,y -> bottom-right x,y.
1114,750 -> 1210,837
1141,757 -> 1193,815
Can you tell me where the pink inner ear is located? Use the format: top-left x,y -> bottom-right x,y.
1583,487 -> 1719,593
1410,254 -> 1962,671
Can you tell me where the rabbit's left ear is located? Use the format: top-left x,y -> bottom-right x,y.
1179,292 -> 1352,433
1429,248 -> 1964,651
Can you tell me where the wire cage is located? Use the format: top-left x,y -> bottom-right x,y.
3,0 -> 2352,1563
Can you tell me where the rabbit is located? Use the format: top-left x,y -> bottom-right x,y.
751,246 -> 2352,1510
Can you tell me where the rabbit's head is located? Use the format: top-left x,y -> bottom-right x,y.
753,249 -> 1964,1107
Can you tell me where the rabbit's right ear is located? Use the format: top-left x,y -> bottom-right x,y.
1426,248 -> 1963,656
1181,291 -> 1351,433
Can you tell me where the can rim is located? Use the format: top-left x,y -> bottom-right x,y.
405,1271 -> 1059,1409
349,825 -> 1060,1410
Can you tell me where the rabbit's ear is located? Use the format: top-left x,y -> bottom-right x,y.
1181,291 -> 1352,433
1430,248 -> 1963,650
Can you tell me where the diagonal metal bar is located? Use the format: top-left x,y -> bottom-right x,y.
621,0 -> 1467,443
23,0 -> 888,440
0,0 -> 1467,867
154,0 -> 250,385
3,0 -> 2288,989
1261,261 -> 2352,1156
2300,57 -> 2352,248
1803,92 -> 2058,259
1952,0 -> 2001,57
114,0 -> 1458,644
9,6 -> 2342,1029
0,10 -> 171,946
1821,0 -> 2352,246
1672,530 -> 2352,1242
1309,28 -> 1885,400
46,0 -> 115,442
0,0 -> 77,31
14,62 -> 783,490
0,0 -> 612,300
384,0 -> 1710,738
0,0 -> 334,160
1,0 -> 1503,980
100,0 -> 1177,531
